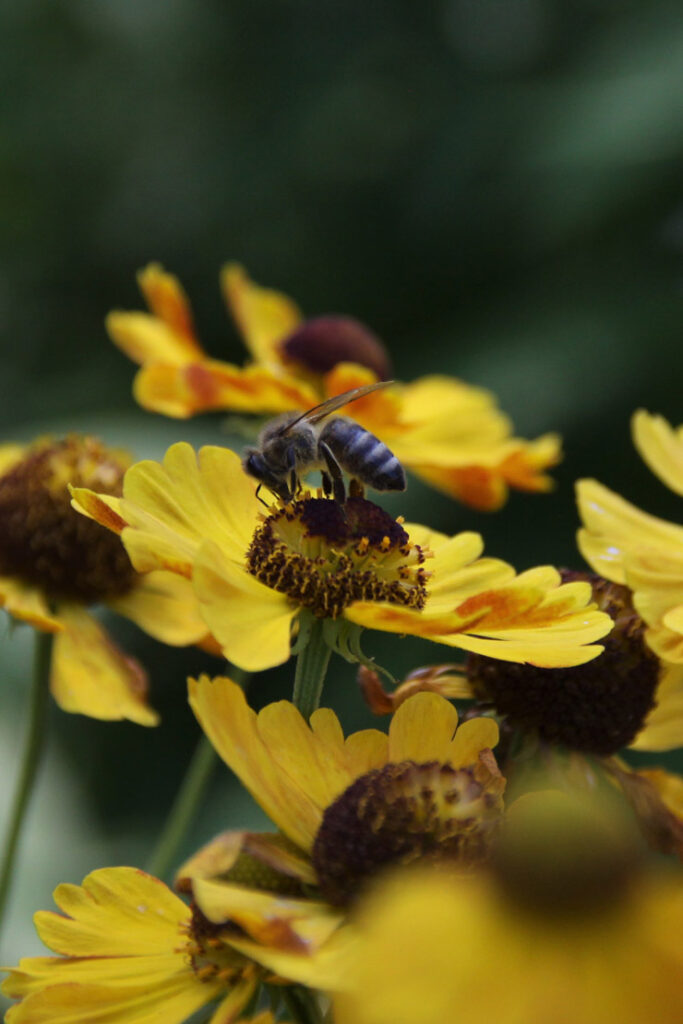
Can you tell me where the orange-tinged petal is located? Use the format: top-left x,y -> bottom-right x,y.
0,575 -> 63,632
137,263 -> 200,350
632,409 -> 683,497
107,570 -> 209,646
50,606 -> 158,726
221,263 -> 303,369
189,676 -> 322,850
413,464 -> 509,510
34,867 -> 188,957
323,365 -> 403,431
193,541 -> 296,671
447,718 -> 499,767
192,879 -> 341,951
134,360 -> 316,419
387,692 -> 458,763
69,487 -> 127,534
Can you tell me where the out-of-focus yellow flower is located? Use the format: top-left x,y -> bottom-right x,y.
577,411 -> 683,746
108,263 -> 561,510
188,680 -> 504,910
0,867 -> 304,1023
71,443 -> 611,672
331,790 -> 683,1024
0,437 -> 211,725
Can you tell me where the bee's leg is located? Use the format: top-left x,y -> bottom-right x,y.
255,484 -> 270,508
349,478 -> 365,499
321,470 -> 333,497
320,441 -> 346,504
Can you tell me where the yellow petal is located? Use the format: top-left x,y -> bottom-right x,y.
34,867 -> 188,957
632,409 -> 683,497
631,664 -> 683,751
3,976 -> 225,1024
108,570 -> 209,646
208,980 -> 261,1024
221,263 -> 302,368
447,718 -> 499,767
69,486 -> 127,534
0,575 -> 63,632
189,676 -> 322,850
193,879 -> 340,951
576,479 -> 683,582
114,443 -> 258,576
388,692 -> 458,763
193,541 -> 296,671
50,606 -> 158,726
134,360 -> 316,419
137,263 -> 201,352
106,311 -> 198,367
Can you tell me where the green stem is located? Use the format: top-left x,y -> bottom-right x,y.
146,666 -> 248,881
0,630 -> 53,932
282,985 -> 324,1024
292,616 -> 332,720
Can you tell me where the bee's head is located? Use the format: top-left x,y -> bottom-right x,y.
243,448 -> 291,501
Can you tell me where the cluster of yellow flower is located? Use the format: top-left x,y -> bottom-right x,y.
1,266 -> 682,1024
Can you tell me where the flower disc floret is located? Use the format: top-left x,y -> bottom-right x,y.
0,437 -> 134,603
246,496 -> 429,619
312,757 -> 504,907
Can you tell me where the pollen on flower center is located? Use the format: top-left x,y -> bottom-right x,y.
182,904 -> 255,985
312,758 -> 505,907
0,436 -> 136,604
245,496 -> 429,618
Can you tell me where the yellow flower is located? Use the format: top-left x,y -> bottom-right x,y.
577,410 -> 683,748
0,436 -> 211,725
108,263 -> 561,509
71,443 -> 611,672
331,790 -> 683,1024
1,867 -> 301,1023
188,678 -> 504,907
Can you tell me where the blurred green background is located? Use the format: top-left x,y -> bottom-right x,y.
2,0 -> 683,984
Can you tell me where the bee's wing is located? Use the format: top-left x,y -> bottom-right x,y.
280,381 -> 395,433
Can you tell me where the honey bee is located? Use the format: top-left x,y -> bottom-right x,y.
243,382 -> 406,504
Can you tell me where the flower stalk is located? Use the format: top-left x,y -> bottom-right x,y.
292,615 -> 332,720
0,630 -> 54,933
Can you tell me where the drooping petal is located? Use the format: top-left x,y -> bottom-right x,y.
50,606 -> 158,726
632,409 -> 683,497
137,263 -> 199,349
193,541 -> 297,671
0,575 -> 63,632
387,692 -> 459,764
107,570 -> 209,646
188,676 -> 323,850
221,263 -> 303,369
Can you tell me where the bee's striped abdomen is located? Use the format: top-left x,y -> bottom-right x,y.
320,418 -> 406,492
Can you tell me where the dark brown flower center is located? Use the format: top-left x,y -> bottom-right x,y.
246,496 -> 429,618
280,315 -> 392,380
0,437 -> 136,604
312,758 -> 505,907
466,572 -> 659,755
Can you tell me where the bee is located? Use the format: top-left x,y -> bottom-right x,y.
243,382 -> 406,504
